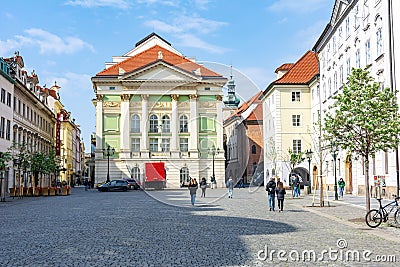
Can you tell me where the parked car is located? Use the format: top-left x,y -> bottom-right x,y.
123,178 -> 140,190
97,180 -> 129,192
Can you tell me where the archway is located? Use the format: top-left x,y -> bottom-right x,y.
344,155 -> 353,194
291,167 -> 309,188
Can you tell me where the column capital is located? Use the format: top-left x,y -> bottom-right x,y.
121,94 -> 131,101
216,95 -> 223,101
96,94 -> 103,101
171,94 -> 179,101
189,94 -> 198,100
141,94 -> 149,101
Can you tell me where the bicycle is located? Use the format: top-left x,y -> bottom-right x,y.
365,195 -> 400,228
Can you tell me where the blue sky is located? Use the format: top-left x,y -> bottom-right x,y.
0,0 -> 333,151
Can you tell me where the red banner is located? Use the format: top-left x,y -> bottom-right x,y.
56,113 -> 61,156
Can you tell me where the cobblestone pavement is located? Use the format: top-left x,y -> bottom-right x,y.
0,187 -> 399,266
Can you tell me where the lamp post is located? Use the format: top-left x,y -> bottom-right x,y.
208,145 -> 220,184
305,149 -> 313,193
331,144 -> 339,201
105,145 -> 115,183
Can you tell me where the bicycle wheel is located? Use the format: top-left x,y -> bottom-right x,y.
365,209 -> 383,228
394,208 -> 400,226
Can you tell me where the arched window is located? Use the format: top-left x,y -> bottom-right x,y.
149,114 -> 158,133
161,115 -> 170,133
132,167 -> 141,181
180,167 -> 189,187
131,114 -> 140,133
180,115 -> 188,132
251,145 -> 256,154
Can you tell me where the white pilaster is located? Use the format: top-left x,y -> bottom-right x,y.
120,94 -> 131,158
141,95 -> 149,158
95,94 -> 103,159
171,94 -> 179,157
189,94 -> 199,157
216,95 -> 224,152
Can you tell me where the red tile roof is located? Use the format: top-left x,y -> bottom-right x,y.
96,45 -> 222,77
224,91 -> 263,123
274,51 -> 318,84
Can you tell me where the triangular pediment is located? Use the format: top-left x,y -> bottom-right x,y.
119,61 -> 199,82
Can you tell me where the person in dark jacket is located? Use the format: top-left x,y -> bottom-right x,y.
188,178 -> 198,205
276,182 -> 286,212
266,177 -> 277,211
199,177 -> 207,197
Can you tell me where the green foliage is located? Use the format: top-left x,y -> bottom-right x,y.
287,149 -> 304,171
324,68 -> 400,157
0,151 -> 12,169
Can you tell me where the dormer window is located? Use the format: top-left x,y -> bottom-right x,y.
205,87 -> 210,91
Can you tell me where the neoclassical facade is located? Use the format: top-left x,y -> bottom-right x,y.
313,0 -> 400,196
91,33 -> 227,188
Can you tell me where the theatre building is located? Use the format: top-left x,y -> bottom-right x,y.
91,33 -> 227,188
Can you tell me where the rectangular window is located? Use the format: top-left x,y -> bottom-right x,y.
346,58 -> 351,76
161,138 -> 170,152
0,88 -> 5,104
150,138 -> 158,152
292,115 -> 301,127
6,92 -> 11,107
339,65 -> 344,85
180,138 -> 188,152
131,138 -> 140,152
6,119 -> 10,140
200,116 -> 216,132
0,117 -> 5,139
356,49 -> 361,68
292,140 -> 302,154
346,17 -> 350,37
13,96 -> 16,111
377,29 -> 383,56
365,39 -> 371,65
291,92 -> 301,102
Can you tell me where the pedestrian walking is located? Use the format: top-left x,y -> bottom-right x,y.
338,178 -> 345,198
84,178 -> 88,191
238,177 -> 244,188
266,177 -> 276,211
291,175 -> 300,197
188,178 -> 198,205
226,177 -> 234,198
200,177 -> 207,197
276,182 -> 286,212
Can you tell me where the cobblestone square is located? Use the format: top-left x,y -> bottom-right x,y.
0,187 -> 399,266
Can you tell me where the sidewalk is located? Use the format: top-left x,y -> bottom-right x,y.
291,190 -> 400,244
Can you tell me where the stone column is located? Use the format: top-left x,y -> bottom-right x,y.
189,94 -> 199,158
216,95 -> 224,152
141,95 -> 149,158
170,94 -> 179,157
120,94 -> 131,159
95,94 -> 103,160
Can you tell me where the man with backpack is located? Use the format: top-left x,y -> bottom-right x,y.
226,177 -> 234,198
266,177 -> 277,211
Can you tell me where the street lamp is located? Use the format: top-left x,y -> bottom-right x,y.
105,145 -> 115,183
208,145 -> 220,184
305,149 -> 313,193
0,152 -> 5,202
331,143 -> 339,200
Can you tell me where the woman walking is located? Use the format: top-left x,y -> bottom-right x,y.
200,177 -> 207,197
188,178 -> 198,205
338,178 -> 345,198
276,182 -> 286,212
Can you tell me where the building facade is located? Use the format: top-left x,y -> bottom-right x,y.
91,33 -> 227,188
261,51 -> 319,187
313,0 -> 400,196
224,91 -> 263,184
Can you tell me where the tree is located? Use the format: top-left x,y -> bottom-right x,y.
324,68 -> 400,213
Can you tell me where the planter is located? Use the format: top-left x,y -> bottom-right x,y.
23,187 -> 28,196
49,187 -> 56,196
9,188 -> 17,197
62,186 -> 68,196
28,187 -> 33,196
41,187 -> 49,196
67,186 -> 71,195
32,187 -> 40,196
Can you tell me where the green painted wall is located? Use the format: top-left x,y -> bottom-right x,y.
103,115 -> 120,132
103,95 -> 120,101
198,95 -> 216,102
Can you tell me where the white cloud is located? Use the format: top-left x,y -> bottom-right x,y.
296,19 -> 327,49
65,0 -> 131,9
268,0 -> 325,14
42,72 -> 92,97
176,33 -> 228,54
144,15 -> 228,53
0,28 -> 94,56
135,0 -> 178,7
193,0 -> 210,10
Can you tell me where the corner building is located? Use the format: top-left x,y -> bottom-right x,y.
91,33 -> 227,188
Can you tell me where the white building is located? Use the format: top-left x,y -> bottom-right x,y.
313,0 -> 400,196
91,33 -> 227,188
